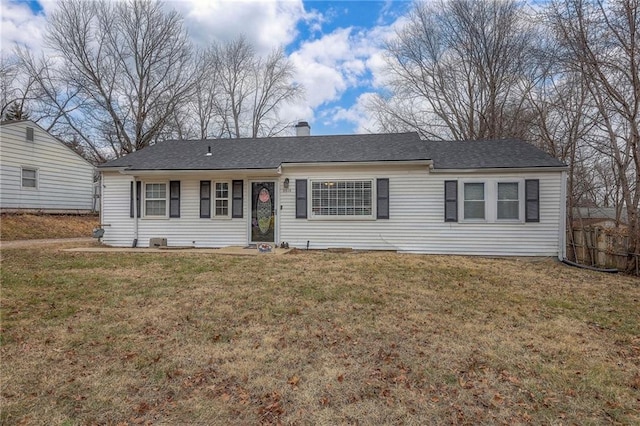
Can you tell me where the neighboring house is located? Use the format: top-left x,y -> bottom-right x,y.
0,120 -> 96,213
572,207 -> 628,229
98,123 -> 568,258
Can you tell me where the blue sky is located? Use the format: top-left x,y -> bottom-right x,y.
1,0 -> 414,135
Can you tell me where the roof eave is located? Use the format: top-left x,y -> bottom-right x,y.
105,167 -> 281,176
430,165 -> 568,173
281,159 -> 433,168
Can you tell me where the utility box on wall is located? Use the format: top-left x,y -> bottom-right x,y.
149,238 -> 167,248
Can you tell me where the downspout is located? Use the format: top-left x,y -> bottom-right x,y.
558,170 -> 568,261
133,176 -> 138,248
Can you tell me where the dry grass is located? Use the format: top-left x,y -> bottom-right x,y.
0,214 -> 99,241
1,247 -> 639,425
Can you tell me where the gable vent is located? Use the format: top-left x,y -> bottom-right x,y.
26,127 -> 34,142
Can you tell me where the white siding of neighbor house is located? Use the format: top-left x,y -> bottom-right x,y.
101,164 -> 565,256
0,121 -> 95,212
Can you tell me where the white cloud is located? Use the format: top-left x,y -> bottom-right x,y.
0,0 -> 49,56
324,92 -> 380,134
170,0 -> 307,54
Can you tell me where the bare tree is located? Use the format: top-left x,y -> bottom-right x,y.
371,0 -> 537,140
201,36 -> 302,139
35,0 -> 198,158
547,0 -> 640,271
0,54 -> 39,121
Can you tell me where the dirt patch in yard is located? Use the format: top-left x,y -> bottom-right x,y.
0,213 -> 99,240
1,249 -> 639,424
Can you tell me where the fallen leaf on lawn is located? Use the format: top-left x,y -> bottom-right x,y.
288,375 -> 300,387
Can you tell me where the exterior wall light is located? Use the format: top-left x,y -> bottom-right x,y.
283,178 -> 290,189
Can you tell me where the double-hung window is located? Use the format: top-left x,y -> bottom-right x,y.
145,183 -> 167,216
446,179 -> 535,223
463,182 -> 485,220
21,167 -> 37,188
214,182 -> 230,217
200,181 -> 232,218
497,182 -> 519,220
311,180 -> 373,217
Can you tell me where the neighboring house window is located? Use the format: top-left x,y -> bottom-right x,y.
26,127 -> 34,142
21,167 -> 37,188
497,182 -> 519,220
463,182 -> 485,220
214,182 -> 230,217
145,183 -> 166,216
311,180 -> 373,217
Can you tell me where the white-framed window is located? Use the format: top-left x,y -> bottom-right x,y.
453,179 -> 526,223
214,181 -> 230,217
497,182 -> 520,220
311,180 -> 373,218
463,182 -> 485,220
21,167 -> 37,188
144,182 -> 167,217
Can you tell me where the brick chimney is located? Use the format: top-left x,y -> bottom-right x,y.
295,121 -> 310,137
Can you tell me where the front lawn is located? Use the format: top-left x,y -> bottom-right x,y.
1,248 -> 638,424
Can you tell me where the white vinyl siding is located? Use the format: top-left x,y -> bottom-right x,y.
0,121 -> 95,212
280,165 -> 564,256
101,173 -> 250,248
101,166 -> 564,257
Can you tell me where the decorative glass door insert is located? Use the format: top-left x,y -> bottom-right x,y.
251,182 -> 275,243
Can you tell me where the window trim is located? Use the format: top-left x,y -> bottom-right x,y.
454,178 -> 529,224
495,180 -> 524,222
21,167 -> 38,189
309,178 -> 376,220
213,180 -> 231,219
460,180 -> 487,222
143,181 -> 168,219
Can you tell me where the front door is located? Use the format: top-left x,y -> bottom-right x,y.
251,181 -> 275,243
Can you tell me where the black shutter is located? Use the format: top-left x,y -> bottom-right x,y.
525,179 -> 540,222
200,181 -> 211,218
444,180 -> 458,222
130,181 -> 141,218
232,180 -> 243,218
169,181 -> 180,218
296,179 -> 307,219
376,178 -> 389,219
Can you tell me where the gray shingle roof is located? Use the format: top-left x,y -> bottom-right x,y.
422,139 -> 566,169
99,133 -> 565,170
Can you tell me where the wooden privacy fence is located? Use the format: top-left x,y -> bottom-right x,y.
567,227 -> 640,275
